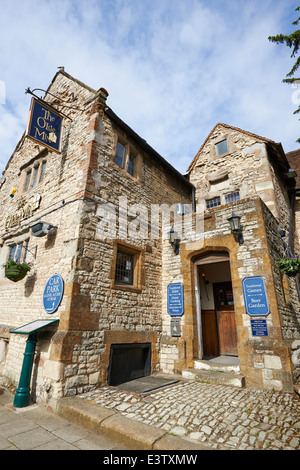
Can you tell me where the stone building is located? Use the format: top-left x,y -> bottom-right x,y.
161,123 -> 300,393
0,70 -> 299,406
0,69 -> 193,403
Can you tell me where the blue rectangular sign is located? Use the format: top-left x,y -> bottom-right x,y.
26,98 -> 63,154
167,283 -> 184,316
242,276 -> 269,316
251,319 -> 269,337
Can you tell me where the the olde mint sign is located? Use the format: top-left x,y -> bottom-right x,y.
26,98 -> 63,154
242,276 -> 269,316
43,274 -> 64,314
167,283 -> 184,316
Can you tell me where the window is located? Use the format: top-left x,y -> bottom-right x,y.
113,136 -> 140,180
40,161 -> 47,182
115,142 -> 125,168
112,242 -> 144,292
215,139 -> 228,156
127,153 -> 135,177
206,196 -> 221,209
25,171 -> 32,191
9,241 -> 28,263
31,166 -> 39,188
22,151 -> 47,193
115,251 -> 134,285
225,191 -> 240,204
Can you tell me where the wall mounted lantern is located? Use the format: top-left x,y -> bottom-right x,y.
169,227 -> 180,255
228,212 -> 244,245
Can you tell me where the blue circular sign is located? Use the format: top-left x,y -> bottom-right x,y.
43,274 -> 64,314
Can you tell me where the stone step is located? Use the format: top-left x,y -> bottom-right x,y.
194,358 -> 240,374
294,384 -> 300,396
182,368 -> 245,388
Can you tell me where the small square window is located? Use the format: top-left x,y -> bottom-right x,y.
115,251 -> 134,285
112,242 -> 143,292
115,142 -> 125,168
206,196 -> 221,209
225,191 -> 240,204
215,139 -> 228,156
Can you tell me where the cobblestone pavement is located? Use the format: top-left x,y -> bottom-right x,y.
79,380 -> 300,450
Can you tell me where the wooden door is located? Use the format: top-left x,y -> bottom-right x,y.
201,310 -> 219,356
214,283 -> 238,356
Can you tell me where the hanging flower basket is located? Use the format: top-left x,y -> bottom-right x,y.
277,256 -> 300,277
2,259 -> 32,282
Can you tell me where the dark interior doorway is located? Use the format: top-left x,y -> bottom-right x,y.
108,343 -> 151,386
196,254 -> 238,358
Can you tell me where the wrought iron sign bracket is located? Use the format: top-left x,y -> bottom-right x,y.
25,87 -> 84,120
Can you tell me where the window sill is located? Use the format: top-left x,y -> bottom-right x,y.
111,281 -> 142,294
22,184 -> 44,196
111,161 -> 142,184
215,151 -> 230,159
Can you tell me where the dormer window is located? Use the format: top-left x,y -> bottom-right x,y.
215,139 -> 228,156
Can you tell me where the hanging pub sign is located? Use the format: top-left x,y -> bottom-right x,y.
25,98 -> 63,154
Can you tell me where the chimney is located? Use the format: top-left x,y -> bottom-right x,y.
92,87 -> 109,113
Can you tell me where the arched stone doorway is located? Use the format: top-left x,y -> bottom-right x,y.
194,251 -> 238,359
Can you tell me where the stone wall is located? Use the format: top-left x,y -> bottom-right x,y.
188,124 -> 291,229
261,200 -> 300,382
0,72 -> 96,398
59,94 -> 193,397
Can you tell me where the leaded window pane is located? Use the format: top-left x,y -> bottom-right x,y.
115,251 -> 134,285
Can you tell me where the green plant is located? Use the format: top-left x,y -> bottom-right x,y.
277,256 -> 300,276
2,259 -> 32,272
2,259 -> 32,282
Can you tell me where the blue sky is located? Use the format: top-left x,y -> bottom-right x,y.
0,0 -> 299,176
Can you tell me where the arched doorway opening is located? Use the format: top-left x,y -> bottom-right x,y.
194,251 -> 238,359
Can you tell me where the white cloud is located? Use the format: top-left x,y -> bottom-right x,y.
0,0 -> 299,178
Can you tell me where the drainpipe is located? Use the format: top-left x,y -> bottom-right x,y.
288,191 -> 300,298
288,192 -> 295,250
192,186 -> 196,213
